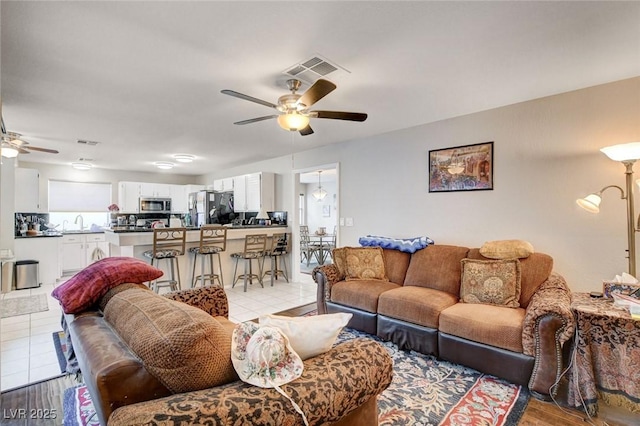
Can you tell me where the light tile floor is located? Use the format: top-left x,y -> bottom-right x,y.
0,273 -> 316,392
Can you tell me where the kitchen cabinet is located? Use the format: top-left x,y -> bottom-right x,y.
118,181 -> 142,213
233,172 -> 274,212
213,178 -> 234,192
15,168 -> 40,212
170,184 -> 187,213
62,233 -> 108,275
139,183 -> 171,198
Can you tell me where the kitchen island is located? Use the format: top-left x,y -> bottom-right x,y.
104,225 -> 290,289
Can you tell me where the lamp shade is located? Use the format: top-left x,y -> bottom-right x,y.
600,142 -> 640,162
576,193 -> 602,213
277,113 -> 309,131
312,187 -> 327,201
256,207 -> 269,219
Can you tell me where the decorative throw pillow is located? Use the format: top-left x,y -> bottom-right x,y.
479,240 -> 534,259
331,247 -> 348,280
345,247 -> 388,281
460,258 -> 522,308
259,312 -> 352,360
51,257 -> 163,314
358,235 -> 435,253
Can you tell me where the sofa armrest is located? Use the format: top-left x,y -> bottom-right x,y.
163,286 -> 229,318
313,264 -> 341,314
522,272 -> 575,397
108,338 -> 393,426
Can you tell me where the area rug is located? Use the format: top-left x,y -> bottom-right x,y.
52,330 -> 67,373
63,327 -> 529,426
0,293 -> 49,318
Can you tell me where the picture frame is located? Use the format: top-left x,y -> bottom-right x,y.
322,204 -> 330,217
428,141 -> 494,192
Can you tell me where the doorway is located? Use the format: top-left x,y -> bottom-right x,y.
290,163 -> 339,281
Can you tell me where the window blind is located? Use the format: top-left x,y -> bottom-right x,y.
48,180 -> 112,212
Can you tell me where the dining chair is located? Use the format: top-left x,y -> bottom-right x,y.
231,234 -> 267,292
262,233 -> 290,286
189,225 -> 227,288
300,226 -> 320,266
142,227 -> 186,293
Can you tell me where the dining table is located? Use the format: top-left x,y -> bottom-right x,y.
310,233 -> 335,265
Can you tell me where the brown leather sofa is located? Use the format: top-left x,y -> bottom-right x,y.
66,284 -> 393,426
314,244 -> 575,399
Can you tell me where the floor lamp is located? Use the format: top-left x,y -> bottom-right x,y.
577,142 -> 640,277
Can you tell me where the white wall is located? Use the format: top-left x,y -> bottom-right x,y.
205,77 -> 640,293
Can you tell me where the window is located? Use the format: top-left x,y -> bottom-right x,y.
299,193 -> 305,226
48,180 -> 112,212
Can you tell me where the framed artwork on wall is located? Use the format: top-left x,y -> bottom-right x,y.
428,141 -> 494,192
322,205 -> 331,217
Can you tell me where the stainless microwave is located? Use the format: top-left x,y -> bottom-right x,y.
139,197 -> 172,213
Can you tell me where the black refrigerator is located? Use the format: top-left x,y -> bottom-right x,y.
188,191 -> 234,227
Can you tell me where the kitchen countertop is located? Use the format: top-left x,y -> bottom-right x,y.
107,225 -> 287,233
15,229 -> 106,239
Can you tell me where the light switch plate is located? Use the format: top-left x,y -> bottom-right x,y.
345,217 -> 354,227
339,218 -> 345,226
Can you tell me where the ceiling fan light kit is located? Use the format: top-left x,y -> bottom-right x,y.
1,131 -> 59,157
222,78 -> 367,136
1,145 -> 19,158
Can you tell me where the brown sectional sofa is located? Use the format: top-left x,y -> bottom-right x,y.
314,244 -> 575,399
66,284 -> 393,426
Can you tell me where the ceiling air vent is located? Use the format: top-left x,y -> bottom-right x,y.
283,55 -> 349,84
77,140 -> 99,146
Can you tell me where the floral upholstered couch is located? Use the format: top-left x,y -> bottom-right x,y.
314,242 -> 575,399
65,284 -> 393,426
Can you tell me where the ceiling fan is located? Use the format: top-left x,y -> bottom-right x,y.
1,131 -> 59,158
221,78 -> 367,136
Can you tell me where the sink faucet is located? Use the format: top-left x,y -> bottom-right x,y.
62,219 -> 68,232
74,214 -> 84,231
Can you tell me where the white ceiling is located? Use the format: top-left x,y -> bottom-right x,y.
2,1 -> 639,176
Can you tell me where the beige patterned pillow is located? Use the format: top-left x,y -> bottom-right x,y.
345,247 -> 388,281
479,240 -> 534,259
460,258 -> 521,308
332,247 -> 348,280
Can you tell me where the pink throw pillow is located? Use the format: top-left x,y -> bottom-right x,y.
51,257 -> 163,314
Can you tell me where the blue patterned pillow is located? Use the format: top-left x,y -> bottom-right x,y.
358,235 -> 434,254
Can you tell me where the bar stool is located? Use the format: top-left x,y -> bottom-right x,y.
189,225 -> 227,288
231,234 -> 267,292
143,227 -> 186,293
262,233 -> 290,286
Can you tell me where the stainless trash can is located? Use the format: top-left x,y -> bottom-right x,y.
14,260 -> 40,289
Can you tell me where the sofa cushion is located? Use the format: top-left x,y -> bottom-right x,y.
382,249 -> 412,285
378,286 -> 458,329
403,245 -> 470,295
331,247 -> 348,280
331,279 -> 400,313
51,257 -> 163,314
103,288 -> 238,393
467,249 -> 553,308
460,258 -> 521,308
479,240 -> 534,259
439,303 -> 525,353
345,247 -> 388,281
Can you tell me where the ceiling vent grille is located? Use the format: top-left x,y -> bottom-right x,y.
77,140 -> 99,146
283,55 -> 349,84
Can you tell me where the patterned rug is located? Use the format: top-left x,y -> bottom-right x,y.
63,327 -> 529,426
0,294 -> 49,318
52,331 -> 67,373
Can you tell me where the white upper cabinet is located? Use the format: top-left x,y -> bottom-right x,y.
169,184 -> 187,213
139,183 -> 171,198
233,172 -> 274,212
118,182 -> 142,213
213,178 -> 234,192
15,168 -> 40,212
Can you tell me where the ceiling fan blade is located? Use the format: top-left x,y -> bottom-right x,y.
299,125 -> 314,136
311,110 -> 368,122
25,146 -> 59,154
298,79 -> 336,108
221,90 -> 278,109
233,115 -> 279,125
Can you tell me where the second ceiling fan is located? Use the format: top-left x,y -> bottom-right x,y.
221,79 -> 367,136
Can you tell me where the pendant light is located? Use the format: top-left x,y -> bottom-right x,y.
312,170 -> 327,201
